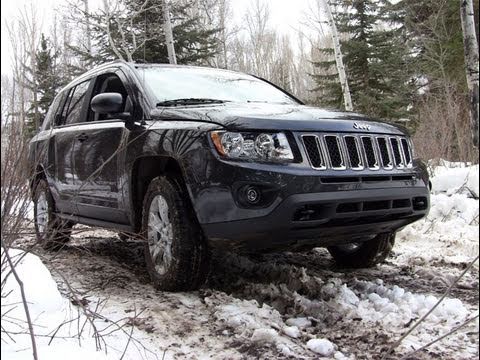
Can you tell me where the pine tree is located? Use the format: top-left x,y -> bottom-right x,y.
311,0 -> 414,121
25,34 -> 62,136
69,0 -> 220,67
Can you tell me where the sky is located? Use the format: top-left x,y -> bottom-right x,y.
0,0 -> 318,76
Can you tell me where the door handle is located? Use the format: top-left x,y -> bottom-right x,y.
77,133 -> 88,142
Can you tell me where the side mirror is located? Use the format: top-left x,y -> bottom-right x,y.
91,92 -> 123,114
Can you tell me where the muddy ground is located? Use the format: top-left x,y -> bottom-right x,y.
17,228 -> 479,360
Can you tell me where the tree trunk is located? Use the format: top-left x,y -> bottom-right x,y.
460,0 -> 479,147
84,0 -> 92,56
320,0 -> 353,111
162,0 -> 177,65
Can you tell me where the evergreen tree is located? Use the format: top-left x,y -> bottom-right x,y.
70,0 -> 220,67
311,0 -> 414,121
394,0 -> 479,92
25,34 -> 62,136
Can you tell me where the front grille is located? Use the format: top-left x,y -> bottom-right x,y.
301,133 -> 413,171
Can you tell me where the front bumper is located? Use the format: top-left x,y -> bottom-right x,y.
185,148 -> 430,252
202,186 -> 429,252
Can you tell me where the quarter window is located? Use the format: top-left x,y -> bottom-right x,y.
41,93 -> 64,131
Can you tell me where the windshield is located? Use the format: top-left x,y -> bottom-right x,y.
136,66 -> 299,105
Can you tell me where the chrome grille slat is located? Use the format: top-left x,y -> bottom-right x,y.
376,137 -> 393,169
324,135 -> 345,169
300,132 -> 413,171
301,135 -> 326,169
361,136 -> 379,169
390,137 -> 404,168
401,138 -> 413,167
344,136 -> 363,170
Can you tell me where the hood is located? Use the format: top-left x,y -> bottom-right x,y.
150,103 -> 407,135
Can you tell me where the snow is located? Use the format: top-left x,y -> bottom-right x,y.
283,325 -> 301,338
1,249 -> 160,360
1,249 -> 110,360
285,317 -> 312,329
430,160 -> 479,197
306,338 -> 335,356
397,161 -> 479,266
251,328 -> 278,343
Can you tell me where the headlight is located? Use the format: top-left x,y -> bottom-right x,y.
210,131 -> 294,162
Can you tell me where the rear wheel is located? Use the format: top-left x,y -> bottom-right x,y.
327,233 -> 395,268
33,180 -> 72,250
141,176 -> 210,291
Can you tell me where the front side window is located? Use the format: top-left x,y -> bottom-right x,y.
63,80 -> 91,125
88,73 -> 131,122
135,66 -> 298,105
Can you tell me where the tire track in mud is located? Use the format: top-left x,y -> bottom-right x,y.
19,231 -> 479,360
208,249 -> 479,359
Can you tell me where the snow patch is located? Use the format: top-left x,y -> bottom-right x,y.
285,317 -> 312,329
307,338 -> 335,356
430,160 -> 479,197
283,325 -> 301,338
251,328 -> 278,343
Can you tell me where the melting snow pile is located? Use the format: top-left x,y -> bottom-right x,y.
397,160 -> 479,265
0,249 -> 152,360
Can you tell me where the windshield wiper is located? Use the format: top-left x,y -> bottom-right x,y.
156,98 -> 229,107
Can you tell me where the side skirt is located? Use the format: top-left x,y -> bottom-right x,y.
56,213 -> 134,233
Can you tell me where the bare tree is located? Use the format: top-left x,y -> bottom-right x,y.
460,0 -> 479,147
83,0 -> 92,56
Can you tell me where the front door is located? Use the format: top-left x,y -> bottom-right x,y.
72,71 -> 132,224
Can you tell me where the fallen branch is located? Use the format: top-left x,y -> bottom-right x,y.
382,254 -> 479,359
1,243 -> 38,360
399,314 -> 479,359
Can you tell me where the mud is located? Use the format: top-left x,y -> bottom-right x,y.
18,228 -> 479,360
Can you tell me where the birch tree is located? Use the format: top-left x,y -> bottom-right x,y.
319,0 -> 353,111
460,0 -> 479,147
161,0 -> 177,64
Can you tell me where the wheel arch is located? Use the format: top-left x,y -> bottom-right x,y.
130,156 -> 192,232
30,164 -> 47,195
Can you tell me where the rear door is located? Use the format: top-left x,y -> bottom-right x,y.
53,79 -> 94,214
71,70 -> 133,224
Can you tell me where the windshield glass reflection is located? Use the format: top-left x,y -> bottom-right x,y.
136,66 -> 298,105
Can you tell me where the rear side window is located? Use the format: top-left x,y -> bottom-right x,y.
41,93 -> 64,131
62,80 -> 91,125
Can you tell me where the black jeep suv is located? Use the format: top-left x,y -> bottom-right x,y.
29,61 -> 430,290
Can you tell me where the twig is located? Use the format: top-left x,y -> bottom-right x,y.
120,304 -> 136,360
382,254 -> 479,359
399,315 -> 479,359
1,243 -> 38,360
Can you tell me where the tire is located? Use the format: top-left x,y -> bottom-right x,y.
327,233 -> 395,268
33,179 -> 72,250
141,176 -> 210,291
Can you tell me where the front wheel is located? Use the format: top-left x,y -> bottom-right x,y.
327,233 -> 395,268
141,176 -> 210,291
33,179 -> 72,250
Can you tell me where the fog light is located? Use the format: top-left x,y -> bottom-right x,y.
245,186 -> 260,204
